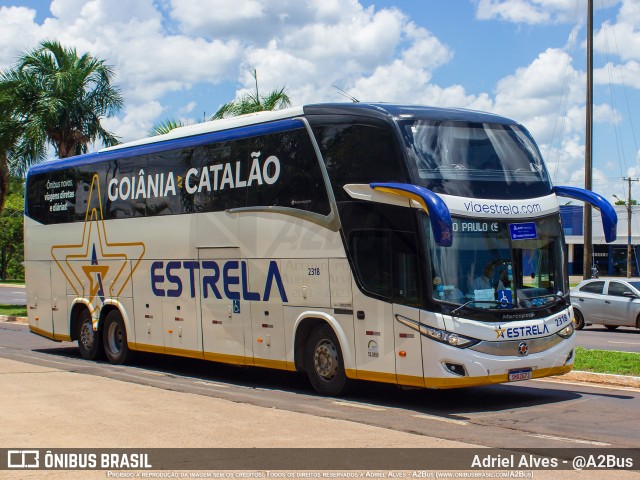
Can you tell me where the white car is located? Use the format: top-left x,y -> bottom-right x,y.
570,278 -> 640,330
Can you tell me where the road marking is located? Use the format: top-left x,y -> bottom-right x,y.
526,433 -> 610,446
13,353 -> 74,368
194,380 -> 229,388
607,341 -> 640,345
535,378 -> 640,393
412,414 -> 469,426
332,401 -> 386,411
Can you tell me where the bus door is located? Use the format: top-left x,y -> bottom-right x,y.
199,248 -> 250,365
132,260 -> 165,351
351,283 -> 395,380
26,261 -> 54,337
248,259 -> 288,368
51,265 -> 68,339
350,226 -> 424,383
393,304 -> 425,387
161,260 -> 202,358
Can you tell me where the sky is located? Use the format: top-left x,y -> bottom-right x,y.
1,0 -> 640,202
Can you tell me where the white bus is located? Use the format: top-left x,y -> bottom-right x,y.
24,103 -> 617,395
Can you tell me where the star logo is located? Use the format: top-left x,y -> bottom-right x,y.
51,174 -> 145,326
495,325 -> 506,339
81,244 -> 108,304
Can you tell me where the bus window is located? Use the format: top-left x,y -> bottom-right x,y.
311,120 -> 406,202
342,202 -> 423,307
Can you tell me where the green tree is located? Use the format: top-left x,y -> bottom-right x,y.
0,112 -> 26,218
0,176 -> 24,280
0,40 -> 123,215
212,69 -> 291,120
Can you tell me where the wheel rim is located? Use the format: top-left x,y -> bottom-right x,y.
79,321 -> 94,350
107,322 -> 123,355
574,312 -> 583,328
313,339 -> 339,381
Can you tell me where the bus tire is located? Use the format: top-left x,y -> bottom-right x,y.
573,309 -> 585,330
77,309 -> 103,360
103,310 -> 131,365
304,324 -> 348,396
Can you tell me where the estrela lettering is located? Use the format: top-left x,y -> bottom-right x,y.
151,259 -> 288,303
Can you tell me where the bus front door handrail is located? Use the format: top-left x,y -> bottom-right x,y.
370,182 -> 453,247
554,185 -> 618,243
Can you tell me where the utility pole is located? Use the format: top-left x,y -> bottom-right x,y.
624,177 -> 638,277
583,0 -> 593,280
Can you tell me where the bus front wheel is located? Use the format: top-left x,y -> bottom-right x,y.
304,324 -> 348,396
103,310 -> 131,365
77,309 -> 103,360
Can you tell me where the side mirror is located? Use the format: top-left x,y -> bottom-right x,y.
622,291 -> 638,299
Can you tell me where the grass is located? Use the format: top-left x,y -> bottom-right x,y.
0,304 -> 27,317
0,279 -> 25,285
574,346 -> 640,376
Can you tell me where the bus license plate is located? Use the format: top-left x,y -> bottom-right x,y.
508,368 -> 532,382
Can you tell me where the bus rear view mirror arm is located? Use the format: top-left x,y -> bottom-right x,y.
553,185 -> 618,243
370,182 -> 453,247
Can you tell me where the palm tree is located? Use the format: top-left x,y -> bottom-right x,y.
212,69 -> 291,120
1,40 -> 123,159
0,40 -> 123,215
149,119 -> 186,136
0,94 -> 37,217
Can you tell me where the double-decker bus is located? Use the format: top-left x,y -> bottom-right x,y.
24,103 -> 617,395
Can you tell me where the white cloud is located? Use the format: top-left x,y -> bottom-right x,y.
493,48 -> 584,141
476,0 -> 552,24
475,0 -> 618,25
0,6 -> 42,68
594,0 -> 640,62
101,101 -> 165,143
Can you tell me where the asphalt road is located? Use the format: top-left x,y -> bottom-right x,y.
0,284 -> 26,305
2,321 -> 640,452
575,326 -> 640,352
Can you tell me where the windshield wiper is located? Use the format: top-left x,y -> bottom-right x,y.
450,300 -> 505,316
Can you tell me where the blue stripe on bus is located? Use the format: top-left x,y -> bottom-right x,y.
27,118 -> 303,176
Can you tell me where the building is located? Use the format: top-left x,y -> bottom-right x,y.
561,204 -> 640,276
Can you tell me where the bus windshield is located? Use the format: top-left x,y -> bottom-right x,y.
425,215 -> 567,312
399,120 -> 553,199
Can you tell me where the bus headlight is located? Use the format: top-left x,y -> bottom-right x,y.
556,322 -> 575,339
420,325 -> 481,349
395,314 -> 480,348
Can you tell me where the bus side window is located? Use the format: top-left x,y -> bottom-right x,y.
245,129 -> 331,216
350,230 -> 393,299
343,202 -> 423,307
311,120 -> 406,202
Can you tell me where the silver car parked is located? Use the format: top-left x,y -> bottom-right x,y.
570,278 -> 640,330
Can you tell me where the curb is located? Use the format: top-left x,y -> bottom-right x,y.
0,283 -> 25,288
0,315 -> 28,324
555,370 -> 640,389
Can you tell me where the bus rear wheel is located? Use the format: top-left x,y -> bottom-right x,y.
77,309 -> 103,360
103,310 -> 131,365
304,324 -> 348,396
